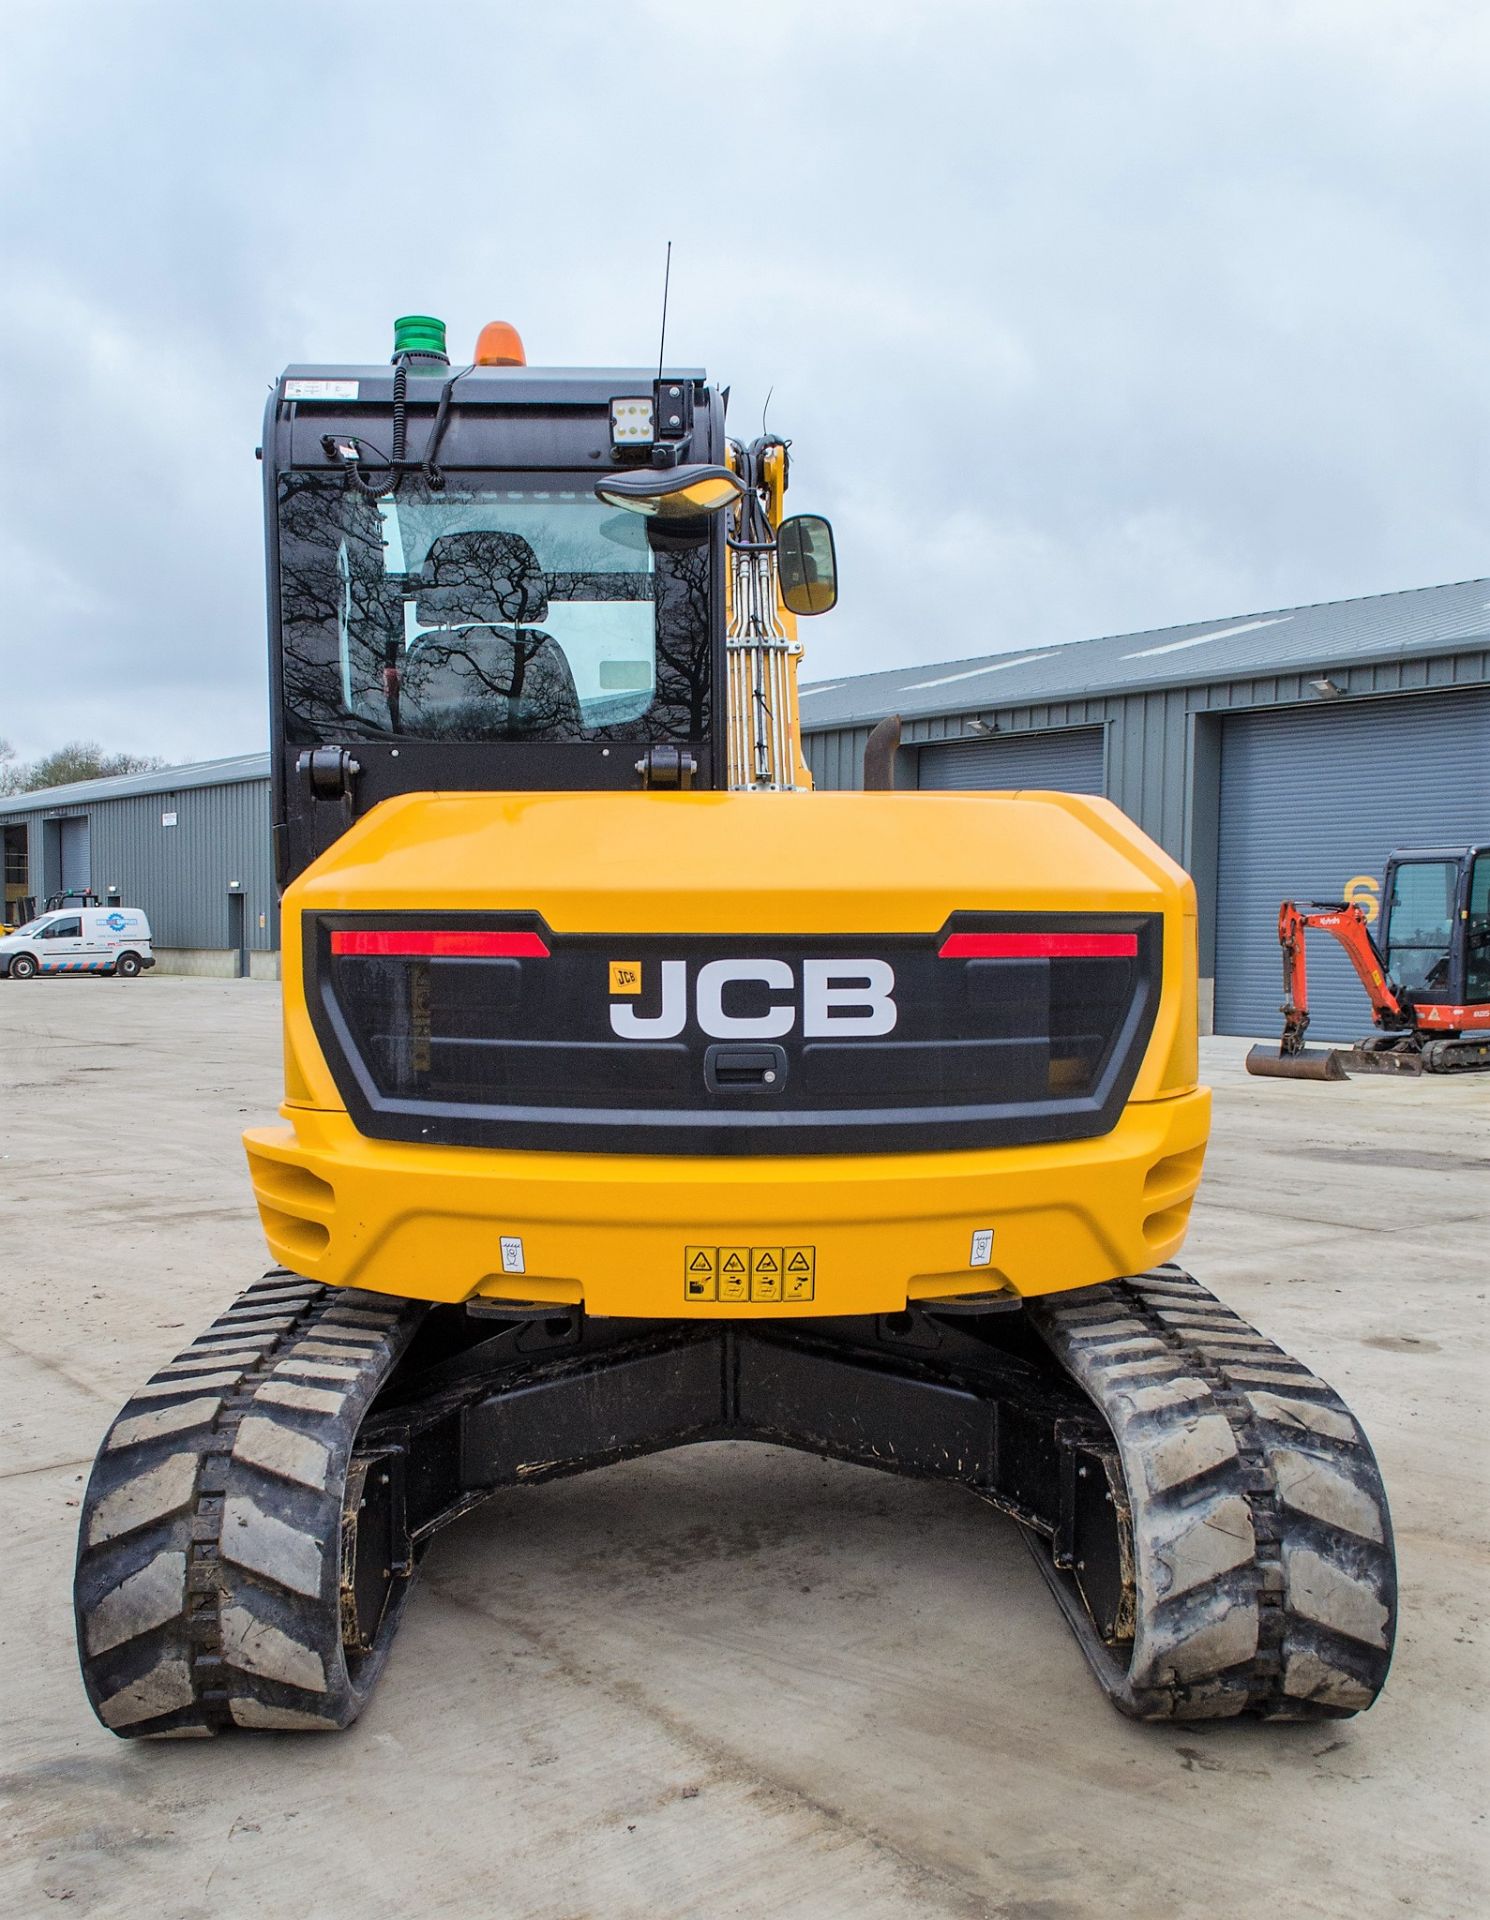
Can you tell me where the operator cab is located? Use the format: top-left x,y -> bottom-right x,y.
265,319 -> 730,882
1381,845 -> 1490,1004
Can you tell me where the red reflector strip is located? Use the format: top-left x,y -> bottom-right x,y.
330,930 -> 550,958
938,931 -> 1138,960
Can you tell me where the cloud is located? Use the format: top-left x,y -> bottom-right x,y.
0,0 -> 1485,757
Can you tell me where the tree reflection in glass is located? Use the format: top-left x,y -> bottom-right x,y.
276,475 -> 712,749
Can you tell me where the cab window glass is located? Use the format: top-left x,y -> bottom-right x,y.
39,916 -> 82,940
1384,861 -> 1456,994
277,474 -> 712,748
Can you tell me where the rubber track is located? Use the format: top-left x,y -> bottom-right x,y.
1422,1035 -> 1490,1072
1025,1265 -> 1397,1720
75,1271 -> 428,1736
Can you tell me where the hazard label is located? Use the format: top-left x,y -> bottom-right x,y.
683,1246 -> 716,1300
609,961 -> 642,995
783,1246 -> 815,1301
750,1248 -> 782,1302
683,1244 -> 815,1302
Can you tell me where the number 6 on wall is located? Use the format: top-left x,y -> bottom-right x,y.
1344,874 -> 1380,924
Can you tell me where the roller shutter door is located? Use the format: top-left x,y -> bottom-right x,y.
918,727 -> 1105,792
59,817 -> 90,893
1215,689 -> 1490,1039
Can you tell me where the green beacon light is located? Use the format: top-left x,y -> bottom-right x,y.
392,314 -> 448,362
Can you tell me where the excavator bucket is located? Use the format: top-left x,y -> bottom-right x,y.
1245,1044 -> 1348,1082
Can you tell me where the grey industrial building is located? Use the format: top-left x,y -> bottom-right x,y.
4,577 -> 1486,1031
1,753 -> 277,977
802,576 -> 1490,1039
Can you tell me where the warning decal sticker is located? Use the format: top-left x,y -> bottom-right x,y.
682,1245 -> 815,1302
684,1247 -> 717,1300
284,378 -> 360,400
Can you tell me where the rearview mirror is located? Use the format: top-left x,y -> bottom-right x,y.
777,514 -> 837,616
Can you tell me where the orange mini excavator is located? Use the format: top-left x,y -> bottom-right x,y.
1247,844 -> 1490,1080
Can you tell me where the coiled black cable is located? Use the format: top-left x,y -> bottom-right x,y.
345,363 -> 408,498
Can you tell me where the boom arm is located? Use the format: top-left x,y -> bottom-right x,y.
724,436 -> 811,791
1275,900 -> 1406,1054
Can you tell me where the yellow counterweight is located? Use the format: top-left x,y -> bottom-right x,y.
245,787 -> 1206,1317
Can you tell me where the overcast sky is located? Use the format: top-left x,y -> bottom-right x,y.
1,0 -> 1485,762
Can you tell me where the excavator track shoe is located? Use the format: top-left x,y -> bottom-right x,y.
74,1271 -> 429,1737
1025,1266 -> 1396,1720
1423,1034 -> 1490,1071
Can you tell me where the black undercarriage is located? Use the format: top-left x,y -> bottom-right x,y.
357,1303 -> 1130,1651
74,1270 -> 1396,1734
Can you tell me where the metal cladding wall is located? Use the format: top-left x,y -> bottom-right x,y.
805,644 -> 1490,824
801,723 -> 877,793
918,726 -> 1105,792
10,778 -> 275,952
1214,688 -> 1490,1040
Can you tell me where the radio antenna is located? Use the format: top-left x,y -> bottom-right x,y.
656,240 -> 672,381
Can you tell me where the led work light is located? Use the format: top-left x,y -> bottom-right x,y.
610,397 -> 656,444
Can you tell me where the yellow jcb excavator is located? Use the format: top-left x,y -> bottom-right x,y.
74,313 -> 1396,1736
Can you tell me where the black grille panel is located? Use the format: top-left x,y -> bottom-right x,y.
307,914 -> 1162,1155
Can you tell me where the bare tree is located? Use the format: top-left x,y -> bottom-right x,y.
5,741 -> 167,792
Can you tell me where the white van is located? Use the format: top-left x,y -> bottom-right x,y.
0,907 -> 155,979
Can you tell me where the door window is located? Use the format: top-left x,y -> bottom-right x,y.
1468,855 -> 1490,1003
1384,862 -> 1456,995
36,916 -> 82,940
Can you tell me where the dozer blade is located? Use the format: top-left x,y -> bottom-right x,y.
1335,1046 -> 1426,1076
1245,1044 -> 1347,1081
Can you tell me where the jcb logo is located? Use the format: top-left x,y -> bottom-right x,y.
608,959 -> 897,1040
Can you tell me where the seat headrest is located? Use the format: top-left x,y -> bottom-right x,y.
415,531 -> 548,626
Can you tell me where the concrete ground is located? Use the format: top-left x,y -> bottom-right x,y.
1,976 -> 1485,1920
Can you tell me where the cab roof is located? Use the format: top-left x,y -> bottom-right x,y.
277,365 -> 709,407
